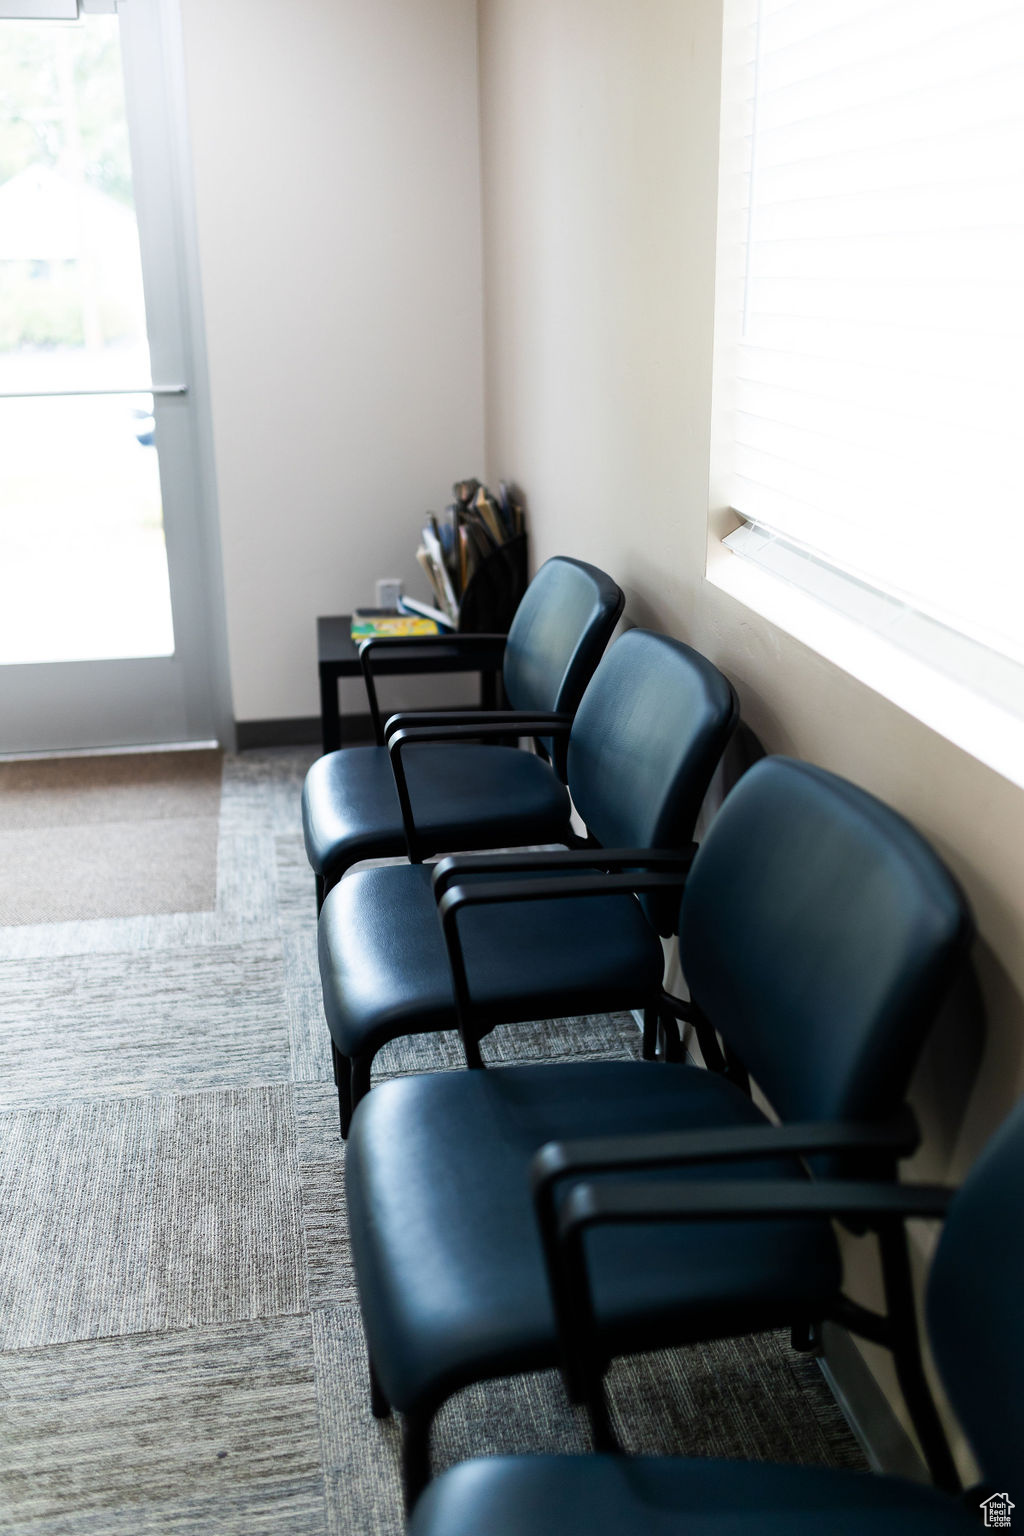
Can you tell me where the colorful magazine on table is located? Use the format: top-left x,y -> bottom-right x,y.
350,611 -> 441,640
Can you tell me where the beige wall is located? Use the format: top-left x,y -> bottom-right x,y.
479,0 -> 1024,1463
178,0 -> 486,723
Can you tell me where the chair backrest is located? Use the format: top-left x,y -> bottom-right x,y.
502,556 -> 624,726
679,757 -> 974,1127
566,630 -> 739,934
927,1095 -> 1024,1494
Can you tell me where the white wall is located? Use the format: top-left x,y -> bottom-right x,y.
478,0 -> 1024,1470
178,0 -> 486,723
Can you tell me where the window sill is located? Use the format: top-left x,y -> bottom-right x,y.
705,541 -> 1024,796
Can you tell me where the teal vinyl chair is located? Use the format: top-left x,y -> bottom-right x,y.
301,556 -> 624,909
344,757 -> 975,1509
408,1092 -> 1024,1536
317,630 -> 739,1134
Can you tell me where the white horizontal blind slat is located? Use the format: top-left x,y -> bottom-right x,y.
723,0 -> 1024,656
0,2 -> 78,15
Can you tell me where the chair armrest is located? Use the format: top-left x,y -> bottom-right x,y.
531,1115 -> 921,1330
385,715 -> 573,861
530,1111 -> 922,1201
555,1176 -> 952,1237
358,632 -> 507,662
388,716 -> 571,754
384,709 -> 571,745
434,852 -> 697,1047
358,632 -> 507,651
547,1174 -> 952,1363
539,1122 -> 961,1497
539,1136 -> 950,1442
357,632 -> 507,743
438,869 -> 689,918
384,710 -> 490,740
431,845 -> 698,900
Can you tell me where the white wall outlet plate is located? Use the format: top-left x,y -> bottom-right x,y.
375,578 -> 403,610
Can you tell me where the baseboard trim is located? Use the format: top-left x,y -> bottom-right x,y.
235,717 -> 321,749
819,1323 -> 927,1481
235,715 -> 375,750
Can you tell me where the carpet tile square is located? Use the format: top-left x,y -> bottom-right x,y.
274,834 -> 317,936
0,1086 -> 307,1350
0,1315 -> 326,1535
0,943 -> 291,1110
312,1304 -> 591,1536
293,1086 -> 356,1309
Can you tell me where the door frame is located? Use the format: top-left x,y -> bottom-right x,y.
0,0 -> 234,754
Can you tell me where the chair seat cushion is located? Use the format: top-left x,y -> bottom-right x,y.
318,863 -> 667,1060
301,744 -> 572,883
346,1062 -> 842,1413
409,1455 -> 976,1536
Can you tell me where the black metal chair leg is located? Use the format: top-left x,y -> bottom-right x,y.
334,1045 -> 353,1138
401,1405 -> 434,1513
790,1319 -> 822,1354
350,1052 -> 373,1118
641,1006 -> 659,1060
368,1351 -> 391,1419
879,1223 -> 960,1493
693,1012 -> 728,1074
657,991 -> 693,1061
462,1033 -> 486,1070
584,1371 -> 620,1455
723,1041 -> 751,1096
660,1010 -> 684,1062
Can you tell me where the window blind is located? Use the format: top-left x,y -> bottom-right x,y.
0,3 -> 117,17
0,3 -> 79,16
722,0 -> 1024,665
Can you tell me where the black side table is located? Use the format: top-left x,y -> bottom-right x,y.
317,616 -> 502,754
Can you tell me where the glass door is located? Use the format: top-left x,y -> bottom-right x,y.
0,2 -> 229,752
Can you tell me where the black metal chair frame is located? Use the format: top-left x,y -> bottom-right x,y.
327,724 -> 666,1137
384,713 -> 581,866
533,1120 -> 959,1491
310,632 -> 568,912
431,847 -> 699,1064
365,853 -> 963,1509
357,632 -> 511,748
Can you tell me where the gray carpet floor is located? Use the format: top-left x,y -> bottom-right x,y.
0,746 -> 867,1534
